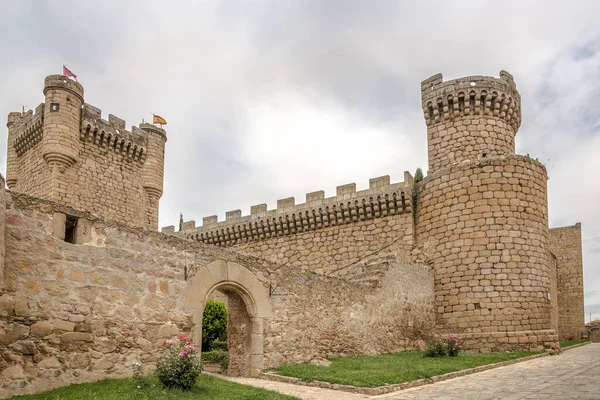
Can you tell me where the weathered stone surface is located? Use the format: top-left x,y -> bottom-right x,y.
60,332 -> 94,343
37,357 -> 61,369
31,321 -> 52,338
1,365 -> 25,379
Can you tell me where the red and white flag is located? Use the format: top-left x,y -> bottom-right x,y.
63,65 -> 77,80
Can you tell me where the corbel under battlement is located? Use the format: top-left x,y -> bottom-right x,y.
421,71 -> 521,130
11,104 -> 45,157
163,172 -> 414,247
80,104 -> 148,163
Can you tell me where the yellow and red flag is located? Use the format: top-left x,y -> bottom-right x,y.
152,114 -> 167,125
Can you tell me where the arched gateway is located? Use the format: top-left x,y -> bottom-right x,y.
184,259 -> 271,377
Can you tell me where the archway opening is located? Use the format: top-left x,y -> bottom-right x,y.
184,260 -> 271,378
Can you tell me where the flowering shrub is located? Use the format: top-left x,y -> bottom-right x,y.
567,335 -> 574,341
422,333 -> 463,357
154,334 -> 202,390
446,333 -> 463,357
423,333 -> 446,357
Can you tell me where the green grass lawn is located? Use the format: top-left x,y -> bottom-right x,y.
274,351 -> 537,387
560,339 -> 590,348
9,375 -> 297,400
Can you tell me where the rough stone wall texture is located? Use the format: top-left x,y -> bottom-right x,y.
415,156 -> 558,352
0,193 -> 433,397
549,224 -> 585,339
5,75 -> 166,230
261,257 -> 434,368
587,320 -> 600,342
179,175 -> 414,284
421,71 -> 520,174
230,213 -> 413,284
0,193 -> 192,397
0,175 -> 5,285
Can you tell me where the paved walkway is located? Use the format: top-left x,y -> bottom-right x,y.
220,343 -> 600,400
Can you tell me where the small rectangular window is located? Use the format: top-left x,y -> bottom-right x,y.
65,216 -> 78,244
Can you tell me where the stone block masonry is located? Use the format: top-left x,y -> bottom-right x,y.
5,75 -> 167,230
0,190 -> 433,397
549,224 -> 585,339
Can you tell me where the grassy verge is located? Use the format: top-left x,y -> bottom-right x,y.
560,339 -> 590,348
274,351 -> 537,387
9,374 -> 297,400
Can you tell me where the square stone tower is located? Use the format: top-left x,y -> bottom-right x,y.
5,74 -> 167,230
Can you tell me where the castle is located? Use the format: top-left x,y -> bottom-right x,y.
0,71 -> 585,397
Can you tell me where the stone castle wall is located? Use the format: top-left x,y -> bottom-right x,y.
415,155 -> 559,351
0,190 -> 433,397
5,76 -> 166,230
549,224 -> 585,339
176,174 -> 414,284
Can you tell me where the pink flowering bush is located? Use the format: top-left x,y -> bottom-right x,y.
446,333 -> 463,357
423,333 -> 447,357
422,333 -> 463,357
154,333 -> 202,390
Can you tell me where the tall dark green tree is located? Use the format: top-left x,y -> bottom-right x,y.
202,299 -> 227,351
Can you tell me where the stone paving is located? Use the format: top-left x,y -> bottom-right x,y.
220,343 -> 600,400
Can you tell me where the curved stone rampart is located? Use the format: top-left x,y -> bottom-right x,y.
416,155 -> 558,351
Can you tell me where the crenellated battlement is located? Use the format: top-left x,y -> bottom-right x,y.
10,104 -> 45,157
4,73 -> 167,229
81,104 -> 148,163
421,70 -> 521,130
164,172 -> 413,247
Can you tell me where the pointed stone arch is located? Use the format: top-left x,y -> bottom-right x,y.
184,259 -> 271,377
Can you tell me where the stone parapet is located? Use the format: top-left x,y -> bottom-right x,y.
421,71 -> 521,130
176,173 -> 413,247
81,104 -> 148,163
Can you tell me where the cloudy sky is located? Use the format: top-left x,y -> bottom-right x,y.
0,1 -> 599,320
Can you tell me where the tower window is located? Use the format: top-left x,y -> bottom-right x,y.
65,216 -> 78,244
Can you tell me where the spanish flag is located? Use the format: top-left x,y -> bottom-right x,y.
153,114 -> 167,125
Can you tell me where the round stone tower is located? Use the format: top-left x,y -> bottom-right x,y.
421,70 -> 520,174
41,75 -> 84,175
416,71 -> 558,352
5,112 -> 22,188
140,123 -> 167,229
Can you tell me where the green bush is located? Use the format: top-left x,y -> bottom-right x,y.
211,339 -> 228,351
202,299 -> 227,352
154,334 -> 202,390
202,350 -> 229,371
422,333 -> 463,357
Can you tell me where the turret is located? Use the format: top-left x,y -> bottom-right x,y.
139,123 -> 167,228
421,70 -> 521,174
5,112 -> 21,188
41,75 -> 84,174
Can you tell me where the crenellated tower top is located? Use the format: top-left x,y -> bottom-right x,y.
5,73 -> 168,230
421,71 -> 522,173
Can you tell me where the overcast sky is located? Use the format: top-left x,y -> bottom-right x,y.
1,1 -> 599,321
